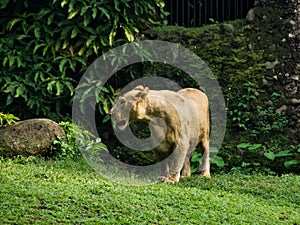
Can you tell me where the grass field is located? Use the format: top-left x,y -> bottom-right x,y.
0,157 -> 299,224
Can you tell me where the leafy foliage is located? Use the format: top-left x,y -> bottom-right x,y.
0,0 -> 167,119
49,121 -> 108,159
0,112 -> 20,127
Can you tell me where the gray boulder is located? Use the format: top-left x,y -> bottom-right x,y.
0,118 -> 65,157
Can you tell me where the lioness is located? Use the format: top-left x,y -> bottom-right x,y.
110,85 -> 210,183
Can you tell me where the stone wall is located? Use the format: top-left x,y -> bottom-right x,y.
249,0 -> 300,141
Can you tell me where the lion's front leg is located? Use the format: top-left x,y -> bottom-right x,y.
157,159 -> 169,182
154,149 -> 171,182
165,141 -> 189,183
181,160 -> 191,178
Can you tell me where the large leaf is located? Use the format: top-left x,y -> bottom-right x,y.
284,160 -> 300,169
275,150 -> 293,157
68,9 -> 80,19
264,152 -> 276,161
212,156 -> 225,167
7,18 -> 23,31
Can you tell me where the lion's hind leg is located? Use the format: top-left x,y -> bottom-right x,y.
200,139 -> 211,178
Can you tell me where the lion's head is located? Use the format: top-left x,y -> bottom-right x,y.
110,85 -> 149,130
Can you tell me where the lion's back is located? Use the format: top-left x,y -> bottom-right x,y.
177,88 -> 208,108
177,88 -> 210,135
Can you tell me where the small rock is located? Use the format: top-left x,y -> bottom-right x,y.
225,24 -> 234,33
265,60 -> 279,69
290,20 -> 296,26
0,118 -> 65,157
276,105 -> 287,113
289,33 -> 295,38
262,78 -> 269,86
246,9 -> 255,22
291,98 -> 300,105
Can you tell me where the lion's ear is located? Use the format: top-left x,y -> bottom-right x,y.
134,85 -> 144,91
135,86 -> 149,99
140,87 -> 149,99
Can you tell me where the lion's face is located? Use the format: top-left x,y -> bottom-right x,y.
110,85 -> 149,130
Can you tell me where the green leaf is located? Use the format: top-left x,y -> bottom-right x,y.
92,7 -> 97,19
59,58 -> 67,73
275,150 -> 292,157
16,57 -> 24,68
71,27 -> 78,38
109,28 -> 116,46
8,55 -> 15,67
33,44 -> 46,54
47,14 -> 54,25
264,152 -> 276,161
7,18 -> 23,31
74,56 -> 87,66
47,80 -> 56,93
98,6 -> 110,19
42,45 -> 49,56
80,5 -> 90,16
284,160 -> 300,169
93,44 -> 98,54
65,81 -> 74,95
6,95 -> 13,105
100,36 -> 109,46
34,27 -> 41,39
83,13 -> 91,26
121,25 -> 135,42
3,57 -> 8,66
102,115 -> 110,123
68,9 -> 80,19
61,0 -> 68,8
15,34 -> 29,40
55,41 -> 61,51
191,152 -> 202,162
62,40 -> 69,49
15,86 -> 25,98
56,82 -> 62,96
78,47 -> 85,56
103,99 -> 109,114
0,0 -> 9,9
86,35 -> 96,47
248,144 -> 262,151
68,60 -> 76,72
113,0 -> 120,11
212,156 -> 225,167
237,143 -> 251,149
241,162 -> 251,167
156,0 -> 165,8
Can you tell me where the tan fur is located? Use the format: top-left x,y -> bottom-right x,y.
110,85 -> 210,183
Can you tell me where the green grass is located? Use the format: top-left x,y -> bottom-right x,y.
0,157 -> 299,224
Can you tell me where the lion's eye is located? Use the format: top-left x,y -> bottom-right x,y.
119,99 -> 124,105
117,100 -> 125,108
